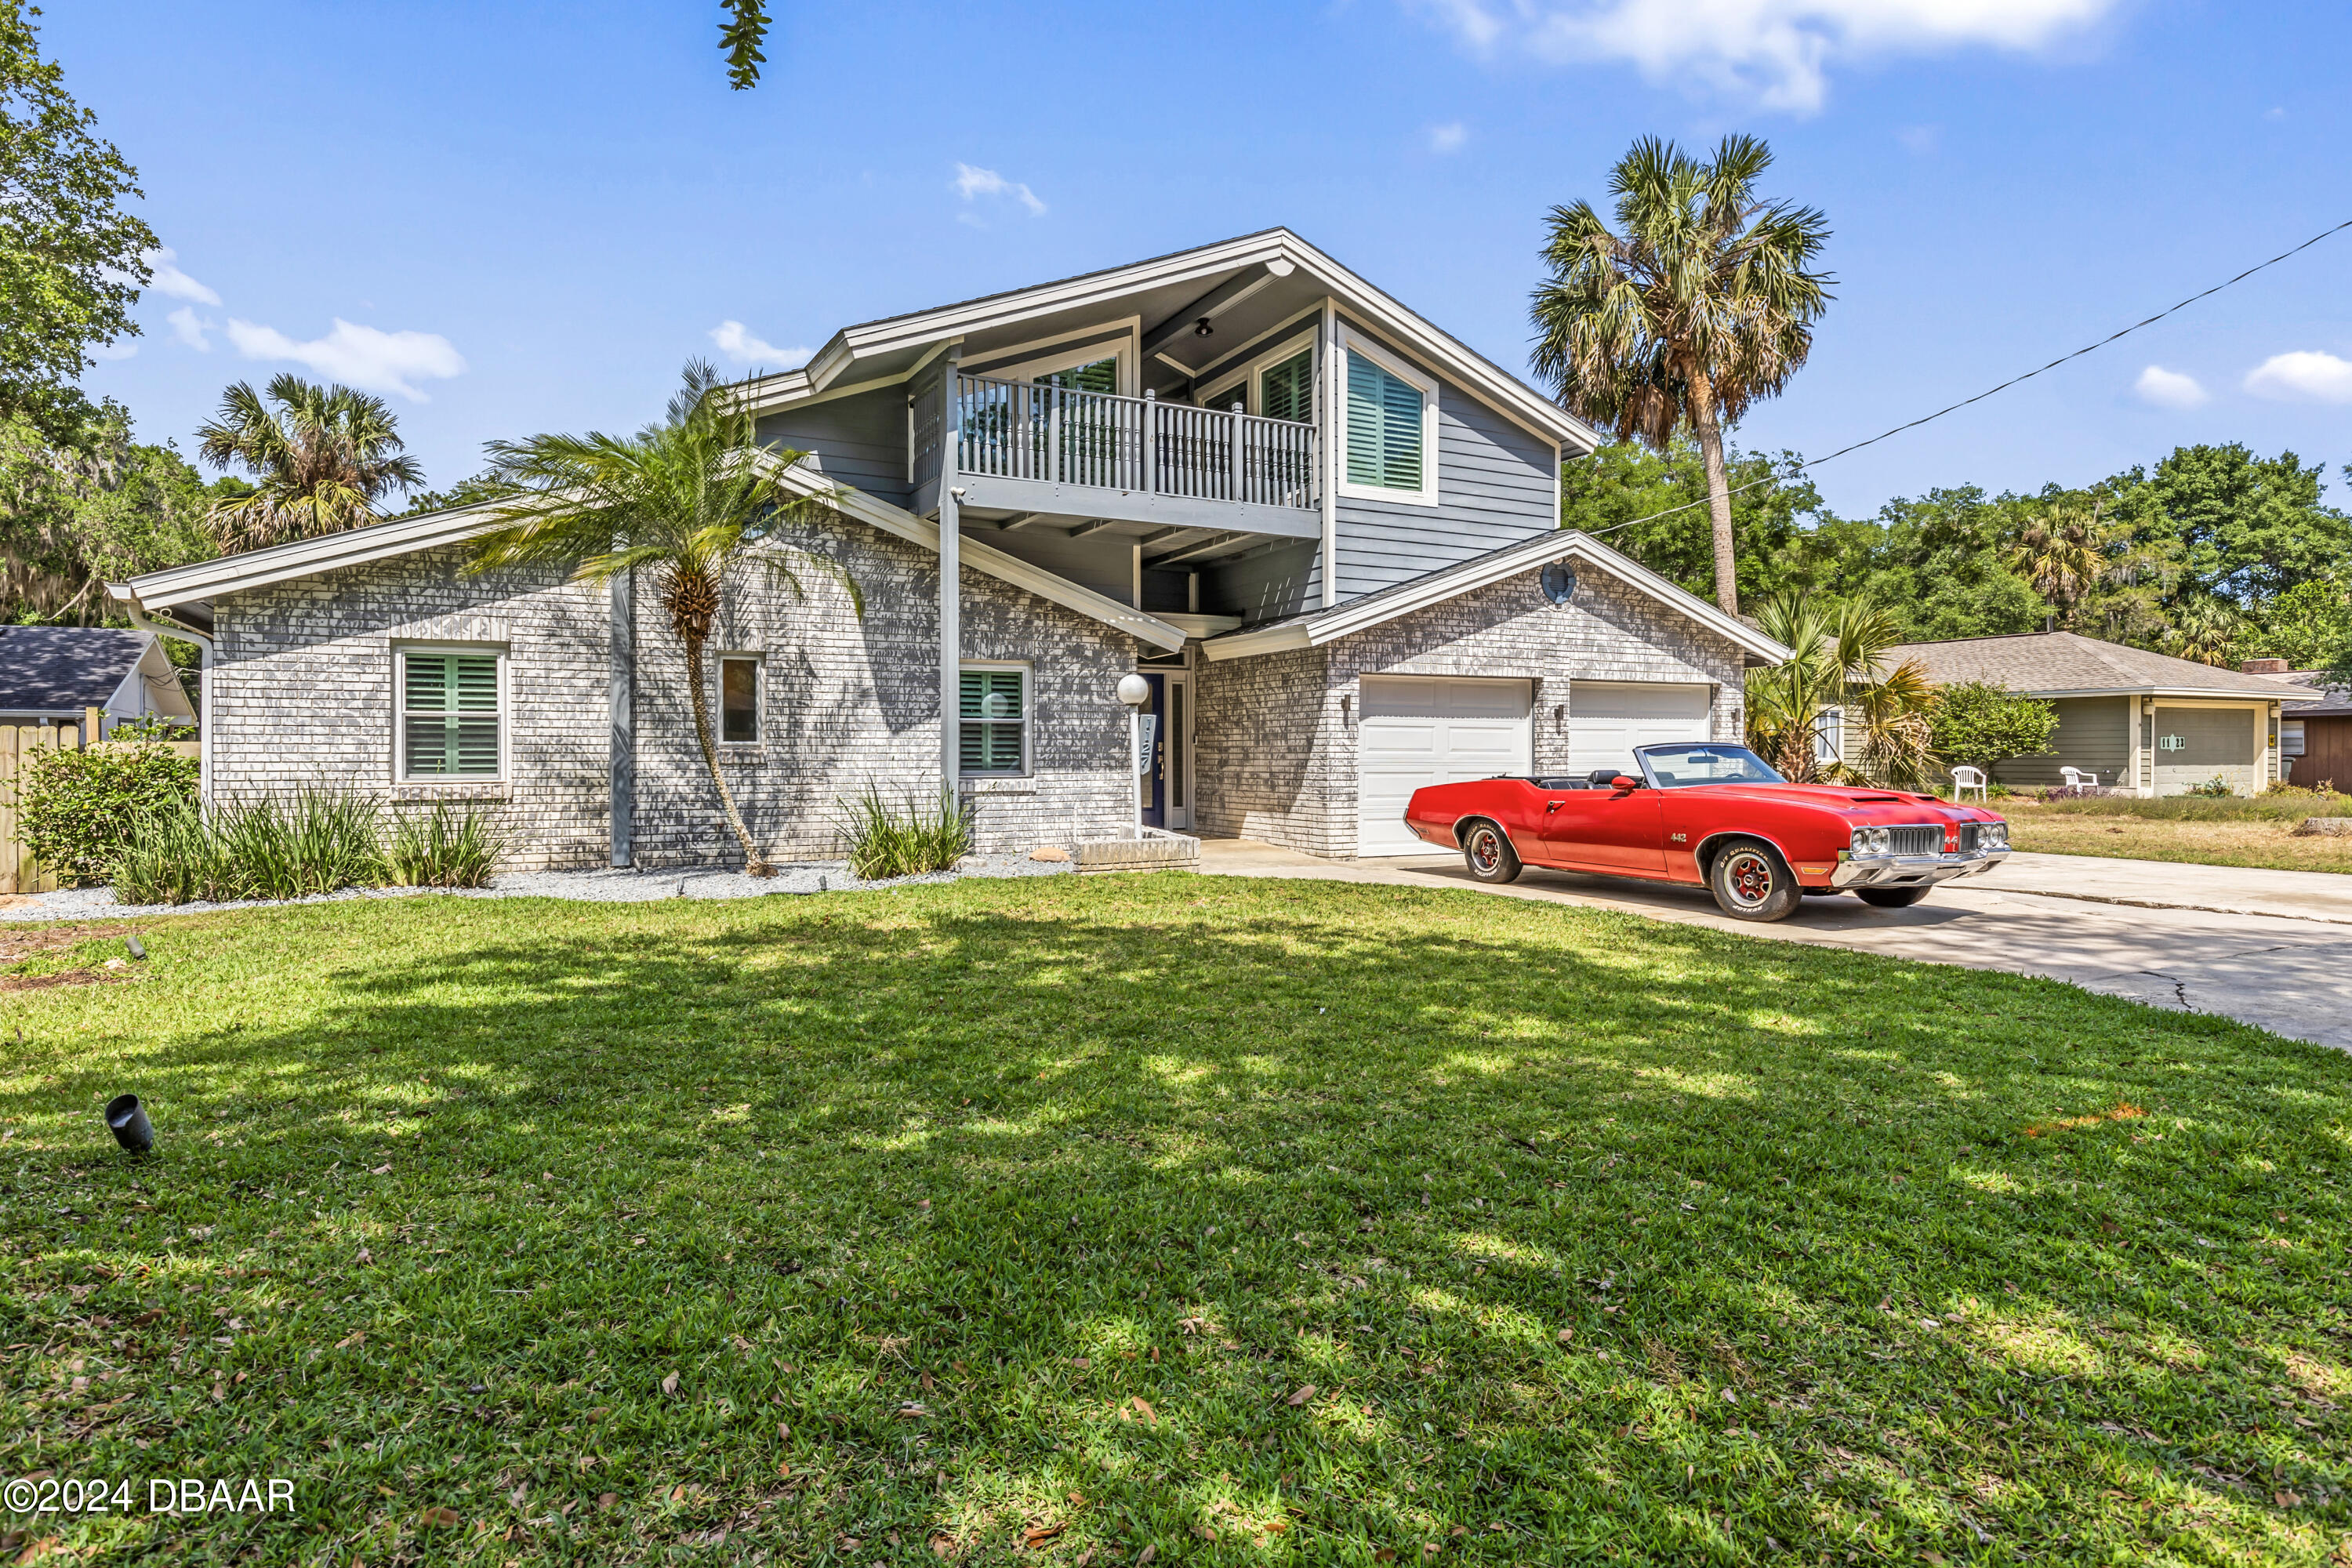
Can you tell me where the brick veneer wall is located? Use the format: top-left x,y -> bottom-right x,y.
208,521 -> 1144,869
1193,563 -> 1747,858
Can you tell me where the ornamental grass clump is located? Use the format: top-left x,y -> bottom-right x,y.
384,802 -> 508,888
108,802 -> 238,905
839,786 -> 971,880
109,789 -> 392,905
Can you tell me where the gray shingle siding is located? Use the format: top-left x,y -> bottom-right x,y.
207,522 -> 1142,870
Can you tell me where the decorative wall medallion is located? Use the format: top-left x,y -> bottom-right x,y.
1541,561 -> 1577,606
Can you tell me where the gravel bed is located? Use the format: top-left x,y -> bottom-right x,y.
0,851 -> 1071,921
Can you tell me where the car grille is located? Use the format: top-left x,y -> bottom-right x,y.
1886,825 -> 1944,856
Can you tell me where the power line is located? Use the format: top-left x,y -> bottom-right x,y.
1577,213 -> 2352,540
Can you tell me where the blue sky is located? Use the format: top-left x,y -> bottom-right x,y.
52,0 -> 2352,518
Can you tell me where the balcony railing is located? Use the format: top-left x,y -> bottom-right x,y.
951,374 -> 1318,511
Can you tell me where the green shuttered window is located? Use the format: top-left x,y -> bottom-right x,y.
1345,351 -> 1425,492
1260,348 -> 1313,424
402,651 -> 501,778
960,667 -> 1026,775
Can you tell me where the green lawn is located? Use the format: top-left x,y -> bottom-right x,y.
2002,793 -> 2352,875
4,878 -> 2348,1566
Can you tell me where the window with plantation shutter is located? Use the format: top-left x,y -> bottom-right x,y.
401,650 -> 502,778
1259,348 -> 1313,424
959,666 -> 1027,775
1345,350 -> 1427,494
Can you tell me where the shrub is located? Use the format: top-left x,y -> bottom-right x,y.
19,742 -> 201,887
385,803 -> 508,888
107,715 -> 197,743
1929,681 -> 2059,777
2185,775 -> 2236,799
839,786 -> 972,880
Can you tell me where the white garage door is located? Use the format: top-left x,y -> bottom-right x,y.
1567,681 -> 1714,779
1357,676 -> 1533,856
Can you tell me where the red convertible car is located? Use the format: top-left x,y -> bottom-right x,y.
1401,742 -> 2010,921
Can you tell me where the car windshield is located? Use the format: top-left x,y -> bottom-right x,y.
1636,743 -> 1787,789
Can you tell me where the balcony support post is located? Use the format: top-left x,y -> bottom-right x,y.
939,345 -> 962,796
1319,301 -> 1341,608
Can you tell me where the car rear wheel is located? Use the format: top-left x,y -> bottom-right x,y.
1708,837 -> 1801,922
1856,886 -> 1931,909
1461,820 -> 1523,884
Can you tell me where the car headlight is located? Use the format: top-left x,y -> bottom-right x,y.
1851,826 -> 1891,854
1985,820 -> 2007,848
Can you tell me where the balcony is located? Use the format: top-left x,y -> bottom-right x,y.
915,373 -> 1322,547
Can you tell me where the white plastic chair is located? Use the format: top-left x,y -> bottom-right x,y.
1950,765 -> 1987,801
2060,767 -> 2100,791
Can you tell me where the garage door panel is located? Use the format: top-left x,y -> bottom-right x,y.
1566,681 -> 1712,779
1357,677 -> 1533,856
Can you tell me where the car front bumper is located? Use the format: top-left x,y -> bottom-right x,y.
1829,846 -> 2010,889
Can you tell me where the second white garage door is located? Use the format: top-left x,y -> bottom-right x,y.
1357,676 -> 1533,856
1567,681 -> 1714,779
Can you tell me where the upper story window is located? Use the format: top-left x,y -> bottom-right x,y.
960,665 -> 1028,775
1260,348 -> 1314,423
1035,356 -> 1118,394
399,647 -> 503,779
1341,333 -> 1437,505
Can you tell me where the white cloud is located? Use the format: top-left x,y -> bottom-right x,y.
142,246 -> 221,306
1407,0 -> 2119,112
89,338 -> 138,362
167,307 -> 213,351
223,317 -> 466,401
708,320 -> 811,368
2243,350 -> 2352,405
2132,364 -> 2205,410
953,162 -> 1046,217
1428,121 -> 1470,153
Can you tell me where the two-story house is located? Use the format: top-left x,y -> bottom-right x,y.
109,230 -> 1787,869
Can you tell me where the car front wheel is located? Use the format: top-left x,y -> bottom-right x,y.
1708,837 -> 1802,921
1856,885 -> 1930,909
1461,820 -> 1523,884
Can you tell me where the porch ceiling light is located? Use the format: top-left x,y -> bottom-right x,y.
1192,318 -> 1212,338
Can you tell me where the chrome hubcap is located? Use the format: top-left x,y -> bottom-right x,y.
1724,851 -> 1772,909
1469,829 -> 1501,872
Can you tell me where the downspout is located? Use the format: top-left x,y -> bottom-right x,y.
119,601 -> 214,809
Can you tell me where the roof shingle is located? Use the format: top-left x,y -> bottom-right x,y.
1885,631 -> 2302,698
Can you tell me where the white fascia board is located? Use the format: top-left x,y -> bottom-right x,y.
113,502 -> 510,613
2024,685 -> 2281,702
1201,530 -> 1790,666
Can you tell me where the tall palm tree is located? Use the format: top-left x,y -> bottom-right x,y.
196,374 -> 422,552
1744,594 -> 1935,789
2165,595 -> 2244,667
1533,135 -> 1832,617
465,360 -> 856,876
2006,498 -> 2114,628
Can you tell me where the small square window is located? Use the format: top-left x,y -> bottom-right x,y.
400,648 -> 502,779
720,655 -> 759,743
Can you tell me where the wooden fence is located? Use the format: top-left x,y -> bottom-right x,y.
0,706 -> 201,895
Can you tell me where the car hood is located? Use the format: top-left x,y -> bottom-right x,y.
1669,782 -> 2001,820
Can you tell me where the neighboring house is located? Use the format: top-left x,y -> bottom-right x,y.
0,626 -> 198,737
109,229 -> 1788,869
1888,631 -> 2295,797
2245,660 -> 2352,790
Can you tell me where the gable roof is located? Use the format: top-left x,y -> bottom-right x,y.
1200,529 -> 1791,666
731,228 -> 1602,452
1886,631 -> 2303,699
107,460 -> 1190,654
0,626 -> 154,712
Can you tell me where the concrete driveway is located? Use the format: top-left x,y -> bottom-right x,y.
1198,840 -> 2352,1054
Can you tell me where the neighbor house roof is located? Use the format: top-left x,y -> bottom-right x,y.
1886,631 -> 2303,699
728,228 -> 1602,452
1200,529 -> 1793,666
2278,673 -> 2352,719
0,626 -> 154,713
109,456 -> 1191,654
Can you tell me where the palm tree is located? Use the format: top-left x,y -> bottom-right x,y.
2165,595 -> 2244,667
1744,594 -> 1935,789
196,374 -> 423,552
1532,135 -> 1832,617
464,360 -> 855,876
2006,498 -> 2114,627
